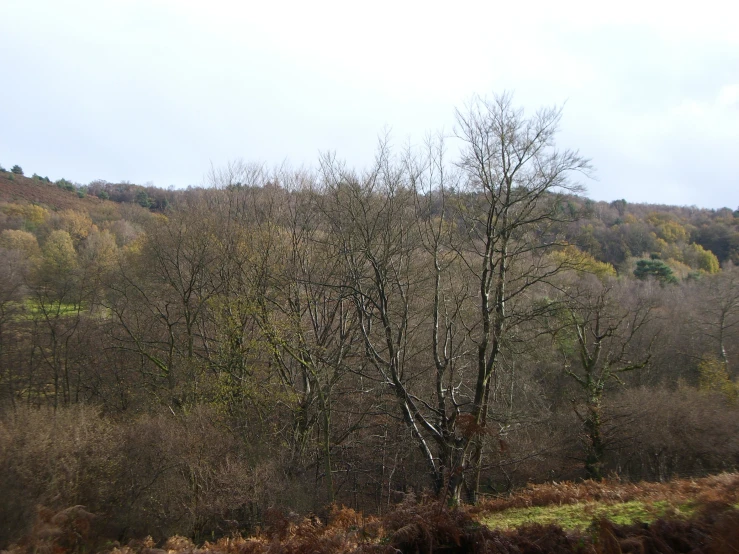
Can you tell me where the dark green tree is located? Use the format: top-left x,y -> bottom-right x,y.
10,165 -> 23,175
634,259 -> 678,285
611,199 -> 627,217
135,190 -> 153,208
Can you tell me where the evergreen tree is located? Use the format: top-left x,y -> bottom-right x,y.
634,259 -> 678,284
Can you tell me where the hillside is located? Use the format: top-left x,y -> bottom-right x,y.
0,172 -> 113,213
3,166 -> 738,273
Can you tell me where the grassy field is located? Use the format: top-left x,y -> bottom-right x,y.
480,499 -> 694,530
10,300 -> 111,322
475,472 -> 739,532
21,299 -> 80,318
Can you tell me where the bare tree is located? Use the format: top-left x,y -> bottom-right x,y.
694,264 -> 739,372
0,249 -> 29,408
108,198 -> 220,403
319,145 -> 451,493
317,92 -> 590,503
548,275 -> 658,479
248,175 -> 364,504
453,93 -> 591,499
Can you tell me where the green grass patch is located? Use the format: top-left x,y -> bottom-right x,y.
5,299 -> 82,321
480,500 -> 696,531
9,299 -> 112,322
23,299 -> 80,317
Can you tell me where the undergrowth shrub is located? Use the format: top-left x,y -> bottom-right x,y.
474,409 -> 583,496
4,495 -> 739,553
595,505 -> 739,554
0,405 -> 121,548
605,387 -> 739,481
0,405 -> 300,548
118,406 -> 299,541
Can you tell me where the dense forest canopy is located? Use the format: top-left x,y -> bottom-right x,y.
1,95 -> 738,546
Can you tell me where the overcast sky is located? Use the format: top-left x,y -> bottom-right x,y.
1,0 -> 737,209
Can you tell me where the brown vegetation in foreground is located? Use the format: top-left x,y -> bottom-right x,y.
3,500 -> 739,554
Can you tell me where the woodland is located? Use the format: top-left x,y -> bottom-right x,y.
1,95 -> 738,549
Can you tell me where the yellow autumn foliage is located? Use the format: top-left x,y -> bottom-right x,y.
550,245 -> 616,278
0,229 -> 41,259
698,356 -> 737,402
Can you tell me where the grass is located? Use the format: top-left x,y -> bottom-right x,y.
475,472 -> 739,533
23,299 -> 80,317
480,499 -> 696,530
6,299 -> 81,321
5,299 -> 111,325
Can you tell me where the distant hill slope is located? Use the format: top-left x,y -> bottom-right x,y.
2,167 -> 737,267
0,172 -> 110,212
